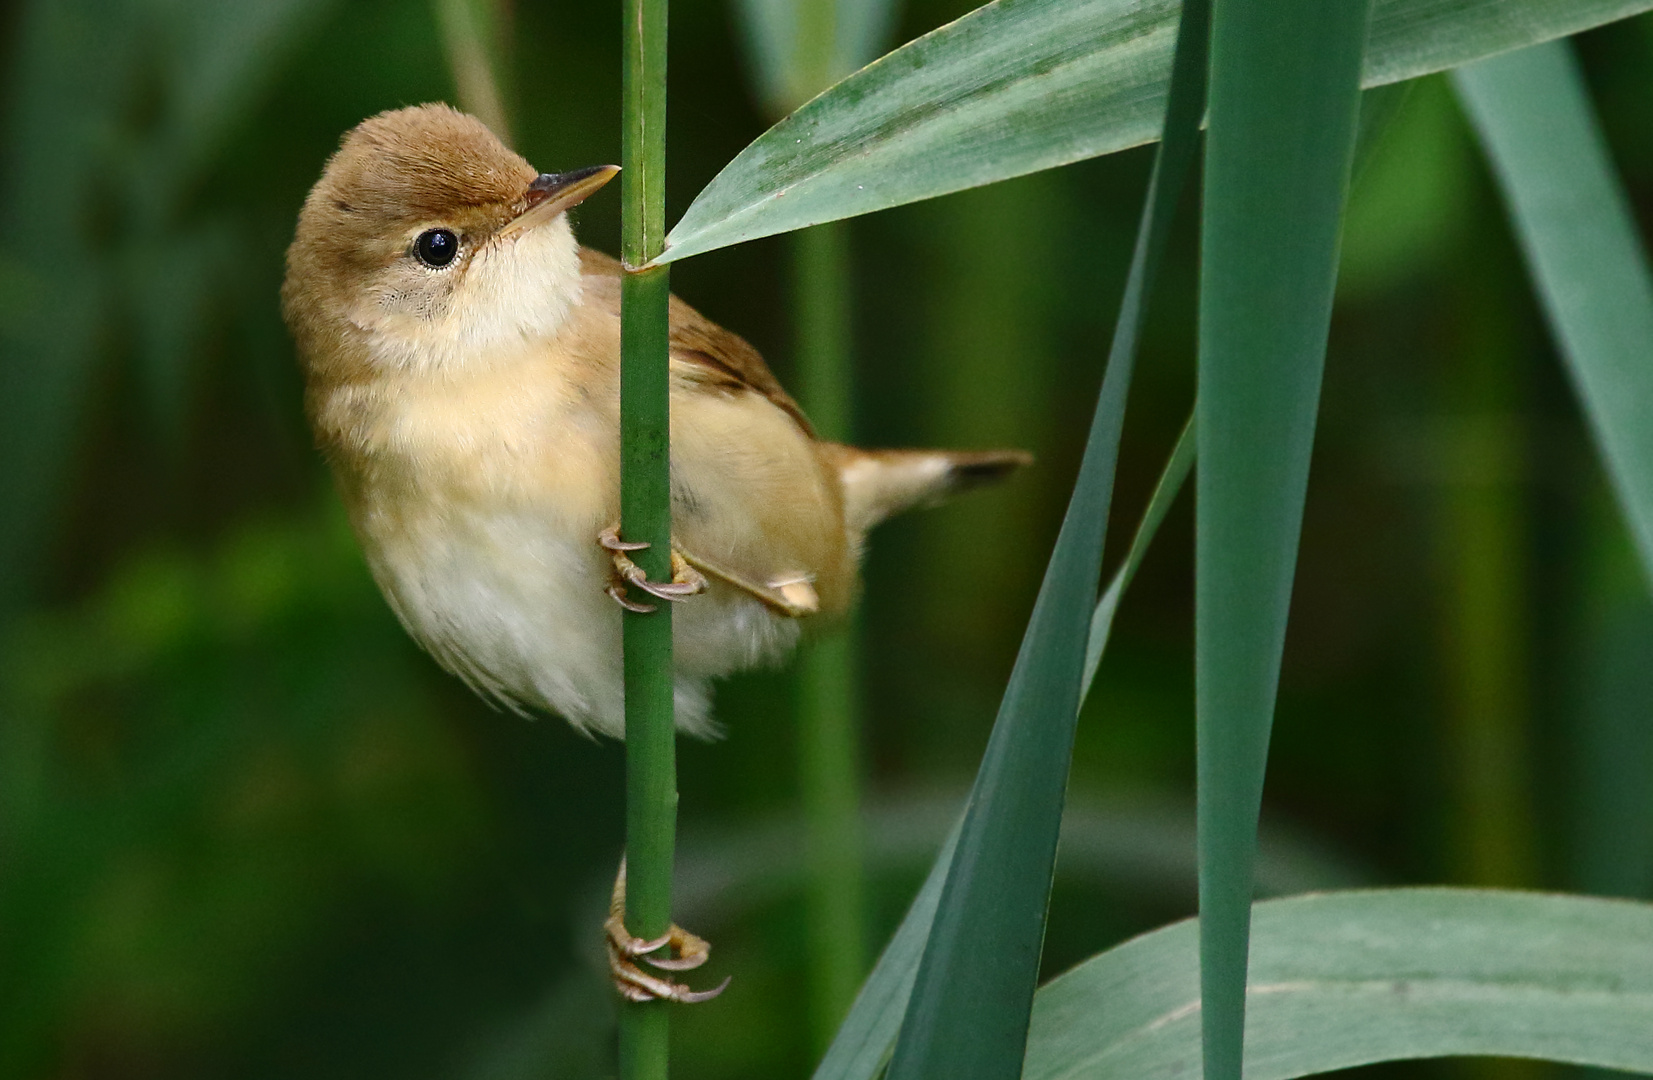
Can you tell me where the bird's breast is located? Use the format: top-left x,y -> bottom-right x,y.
319,347 -> 619,527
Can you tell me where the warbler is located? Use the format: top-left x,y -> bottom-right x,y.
281,103 -> 1028,1001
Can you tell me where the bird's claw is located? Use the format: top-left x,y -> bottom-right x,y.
604,582 -> 656,613
599,525 -> 708,612
606,859 -> 729,1004
598,524 -> 650,553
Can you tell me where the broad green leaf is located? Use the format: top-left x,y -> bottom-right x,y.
880,0 -> 1211,1076
1453,41 -> 1653,587
656,0 -> 1653,265
1023,888 -> 1653,1079
1195,0 -> 1368,1076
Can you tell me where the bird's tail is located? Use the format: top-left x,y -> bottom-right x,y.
822,444 -> 1033,537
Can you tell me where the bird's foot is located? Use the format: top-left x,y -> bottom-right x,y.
605,859 -> 729,1003
599,525 -> 709,613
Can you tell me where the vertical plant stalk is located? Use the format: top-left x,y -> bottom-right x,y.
788,0 -> 870,1048
1434,345 -> 1536,889
433,0 -> 513,144
619,0 -> 674,1075
792,0 -> 837,110
792,219 -> 867,1049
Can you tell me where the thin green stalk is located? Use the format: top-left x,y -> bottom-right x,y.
619,0 -> 674,1074
797,623 -> 865,1045
793,0 -> 837,111
1417,280 -> 1539,953
432,0 -> 512,143
792,219 -> 867,1050
919,177 -> 1059,656
794,223 -> 852,441
793,216 -> 872,1045
1437,405 -> 1536,890
787,0 -> 868,1047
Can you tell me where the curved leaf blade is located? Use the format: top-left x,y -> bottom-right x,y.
1453,40 -> 1653,587
1024,888 -> 1653,1079
657,0 -> 1653,264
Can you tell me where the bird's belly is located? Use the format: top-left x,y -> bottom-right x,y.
354,500 -> 796,739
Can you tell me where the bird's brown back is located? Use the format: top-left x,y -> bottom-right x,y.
576,249 -> 813,435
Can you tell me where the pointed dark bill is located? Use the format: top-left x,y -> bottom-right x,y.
498,164 -> 620,239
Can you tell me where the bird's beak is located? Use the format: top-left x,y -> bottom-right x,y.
496,165 -> 620,240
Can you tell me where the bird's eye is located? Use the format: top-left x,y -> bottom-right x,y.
414,228 -> 459,268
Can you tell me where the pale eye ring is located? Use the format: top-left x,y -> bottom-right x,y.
414,228 -> 459,268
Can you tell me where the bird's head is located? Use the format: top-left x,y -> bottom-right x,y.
282,103 -> 617,378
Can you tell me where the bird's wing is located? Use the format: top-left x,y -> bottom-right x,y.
578,247 -> 814,435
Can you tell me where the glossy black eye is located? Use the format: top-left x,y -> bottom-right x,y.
414,228 -> 459,268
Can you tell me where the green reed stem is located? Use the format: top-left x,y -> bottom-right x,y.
1435,291 -> 1536,892
432,0 -> 512,144
619,0 -> 673,1073
794,223 -> 852,443
786,0 -> 866,1048
791,220 -> 867,1049
792,0 -> 837,110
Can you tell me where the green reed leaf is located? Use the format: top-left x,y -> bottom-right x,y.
656,0 -> 1653,265
1075,75 -> 1407,708
1024,888 -> 1653,1079
1453,39 -> 1653,587
1195,0 -> 1368,1075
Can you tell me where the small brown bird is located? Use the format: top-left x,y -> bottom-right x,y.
282,103 -> 1028,1001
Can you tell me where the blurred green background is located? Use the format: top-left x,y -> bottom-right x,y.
3,2 -> 1653,1077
